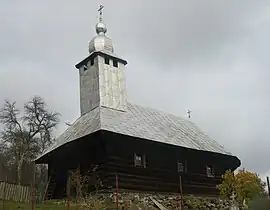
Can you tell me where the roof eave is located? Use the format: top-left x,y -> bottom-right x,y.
75,51 -> 128,69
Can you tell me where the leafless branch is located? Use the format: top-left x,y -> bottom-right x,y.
0,100 -> 23,134
0,96 -> 60,184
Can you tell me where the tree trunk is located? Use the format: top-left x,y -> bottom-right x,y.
17,158 -> 24,185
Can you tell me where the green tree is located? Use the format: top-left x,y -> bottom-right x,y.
217,169 -> 236,199
218,169 -> 266,204
0,96 -> 60,184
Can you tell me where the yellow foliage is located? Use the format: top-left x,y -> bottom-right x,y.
217,169 -> 266,203
217,169 -> 235,199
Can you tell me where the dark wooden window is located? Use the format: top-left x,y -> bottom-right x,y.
90,58 -> 94,66
177,160 -> 187,172
104,57 -> 110,65
134,153 -> 146,168
177,161 -> 184,172
206,165 -> 214,177
113,60 -> 118,67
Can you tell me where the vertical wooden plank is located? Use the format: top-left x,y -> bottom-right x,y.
19,185 -> 23,203
10,184 -> 13,201
22,186 -> 26,202
1,182 -> 5,210
10,183 -> 13,201
21,186 -> 25,202
6,183 -> 10,201
8,183 -> 12,201
25,186 -> 28,203
16,184 -> 19,202
19,185 -> 22,203
4,183 -> 7,201
15,185 -> 19,202
0,182 -> 3,199
25,186 -> 29,203
2,181 -> 6,210
9,183 -> 12,201
12,184 -> 16,201
27,185 -> 30,203
9,183 -> 13,201
21,185 -> 24,202
4,177 -> 7,201
15,184 -> 18,201
23,185 -> 27,203
14,185 -> 18,202
0,182 -> 4,199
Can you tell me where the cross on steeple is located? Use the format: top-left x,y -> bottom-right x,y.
98,5 -> 104,21
187,110 -> 191,119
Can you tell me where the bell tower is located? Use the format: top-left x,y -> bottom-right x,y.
75,5 -> 128,115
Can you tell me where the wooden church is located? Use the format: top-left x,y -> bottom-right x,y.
35,6 -> 241,199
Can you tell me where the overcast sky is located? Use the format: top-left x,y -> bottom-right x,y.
0,1 -> 270,179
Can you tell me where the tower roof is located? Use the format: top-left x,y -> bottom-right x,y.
88,5 -> 114,54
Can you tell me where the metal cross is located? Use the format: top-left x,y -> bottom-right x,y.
98,5 -> 104,21
187,110 -> 191,119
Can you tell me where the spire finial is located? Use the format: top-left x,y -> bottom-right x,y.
96,5 -> 107,35
98,5 -> 104,22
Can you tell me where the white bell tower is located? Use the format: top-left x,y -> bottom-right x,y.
75,5 -> 128,115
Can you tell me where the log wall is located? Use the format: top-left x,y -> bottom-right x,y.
102,131 -> 236,196
44,130 -> 240,199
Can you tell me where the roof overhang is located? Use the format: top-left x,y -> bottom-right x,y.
75,51 -> 128,69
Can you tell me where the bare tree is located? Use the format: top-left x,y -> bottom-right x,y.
0,96 -> 60,184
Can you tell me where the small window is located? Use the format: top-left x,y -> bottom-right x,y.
206,165 -> 214,177
135,154 -> 142,166
134,153 -> 146,168
90,58 -> 94,66
177,161 -> 184,172
104,57 -> 110,65
113,60 -> 118,67
83,65 -> 87,71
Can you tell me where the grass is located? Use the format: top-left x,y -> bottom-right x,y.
0,200 -> 83,210
0,200 -> 119,210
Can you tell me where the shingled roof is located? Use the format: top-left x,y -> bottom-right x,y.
35,103 -> 231,161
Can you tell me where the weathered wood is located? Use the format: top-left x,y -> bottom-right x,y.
0,182 -> 32,203
179,175 -> 184,209
104,162 -> 222,181
150,196 -> 168,210
40,130 -> 239,199
43,175 -> 51,202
